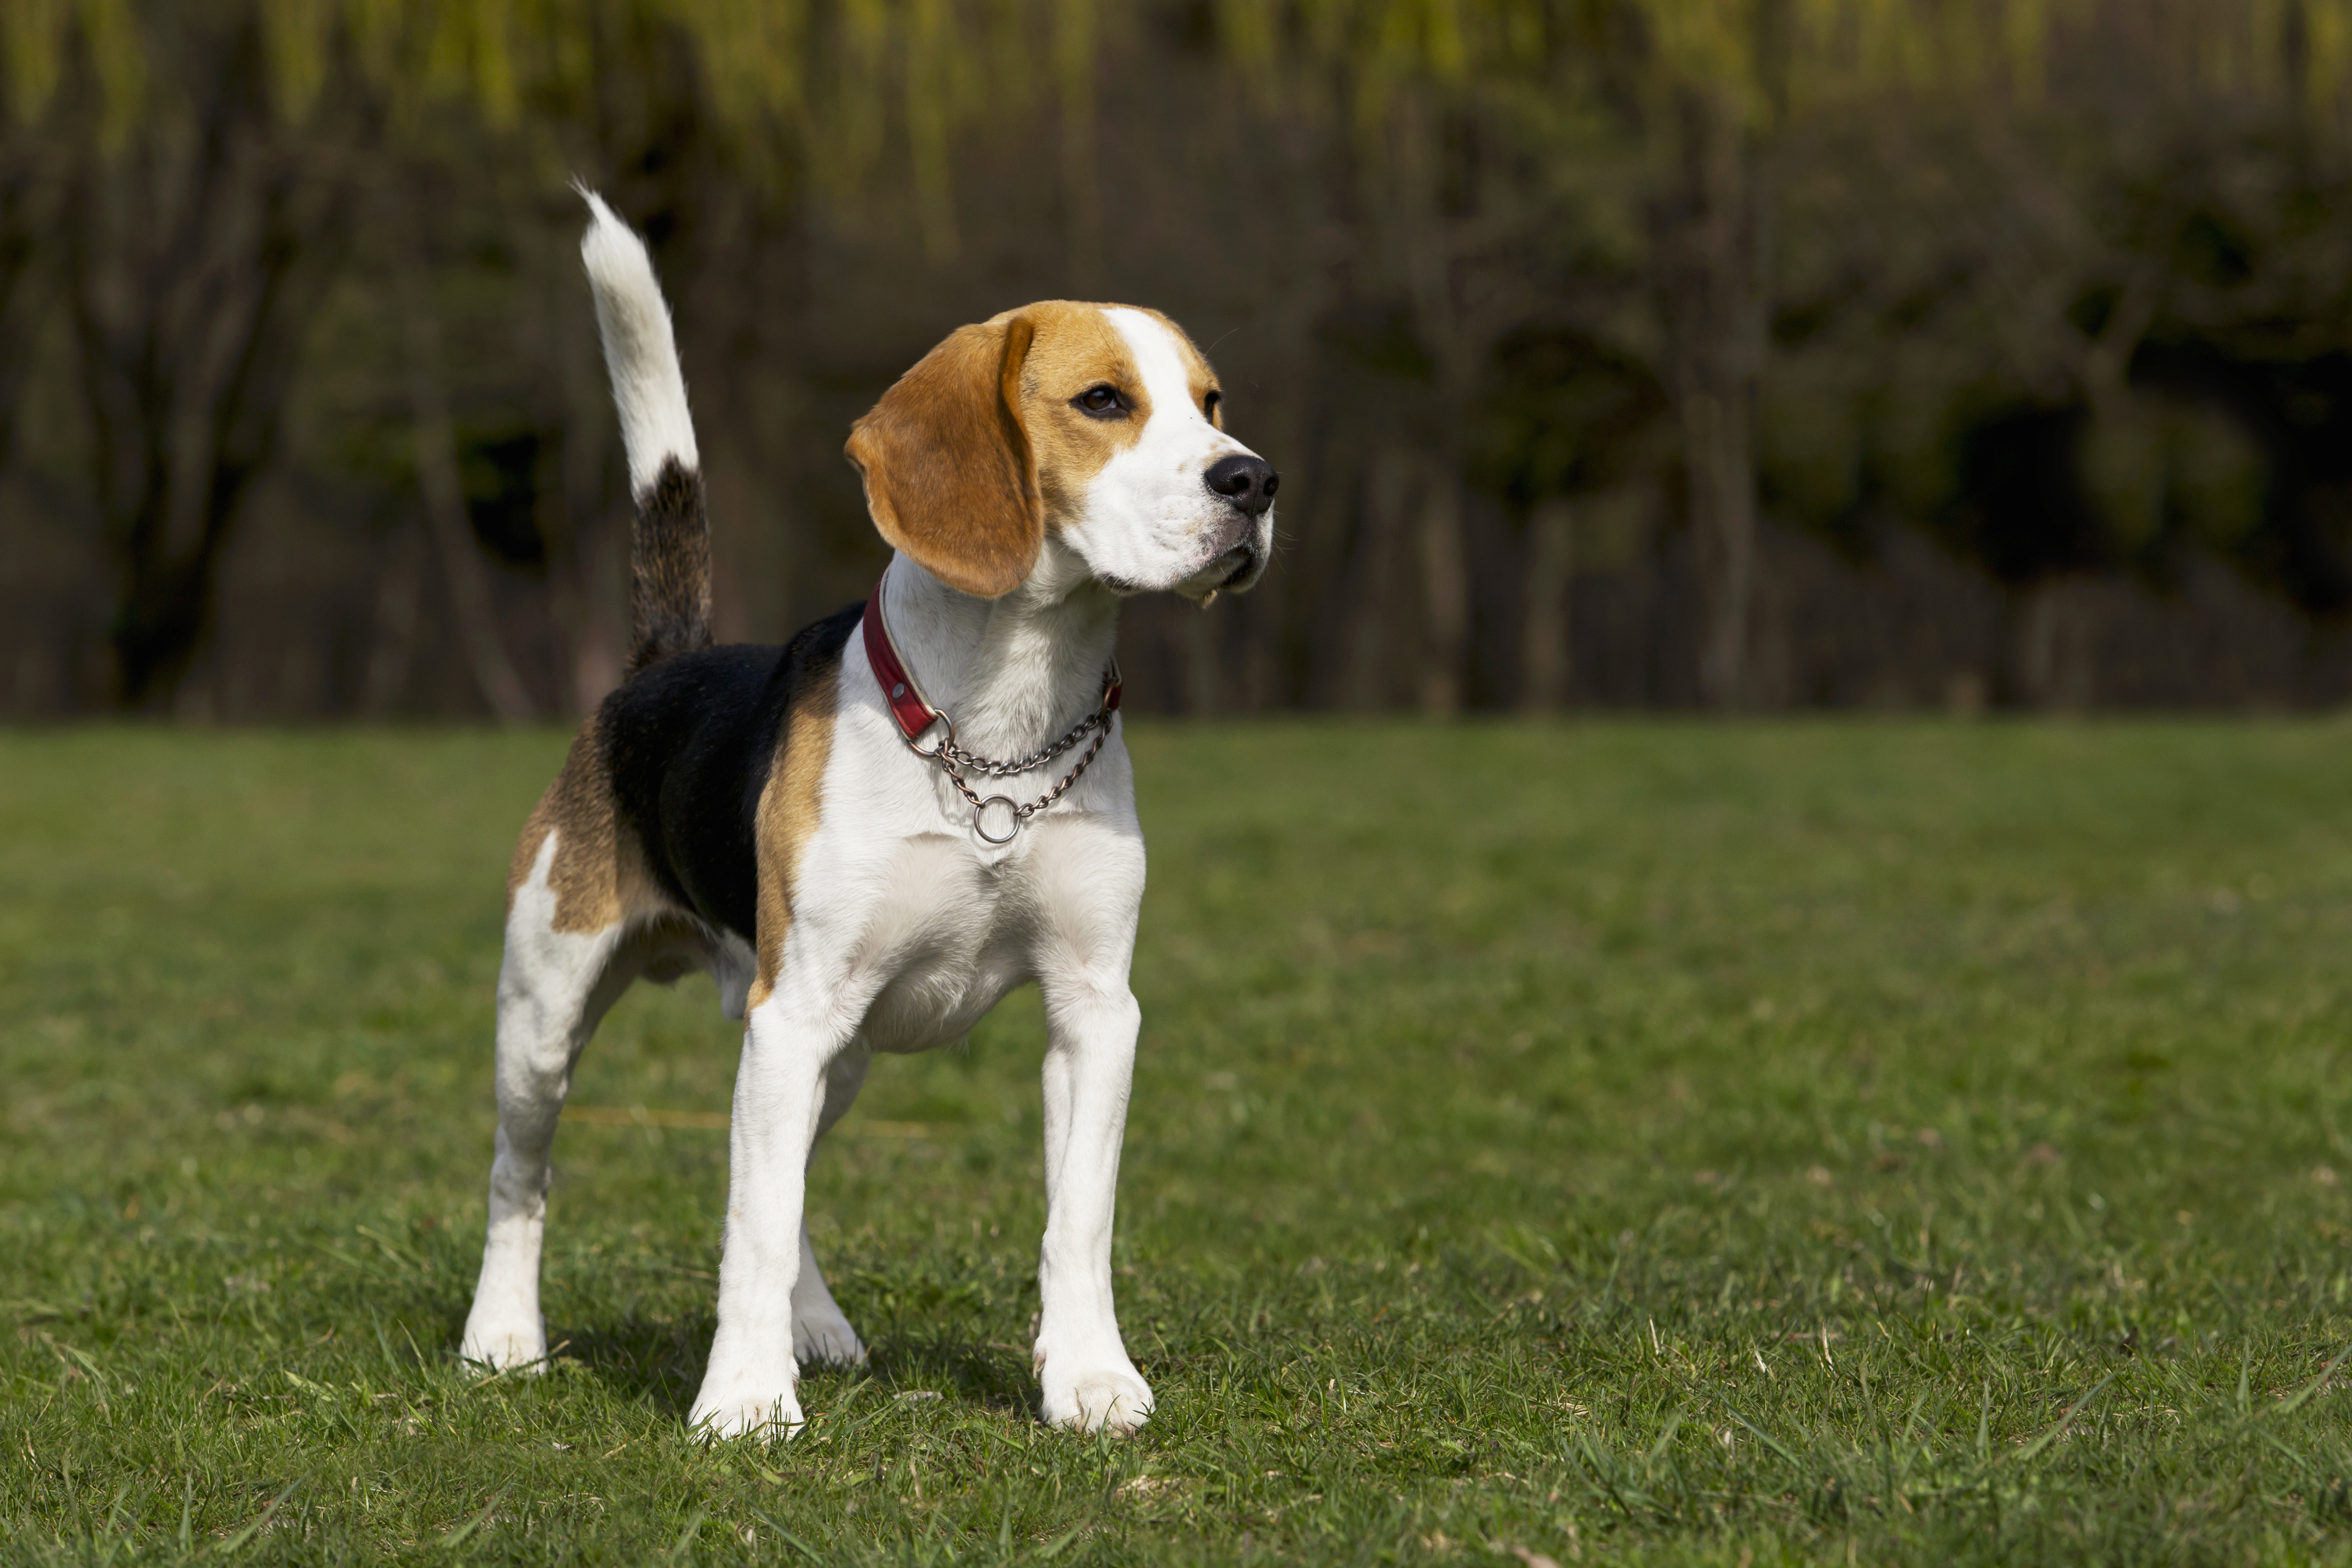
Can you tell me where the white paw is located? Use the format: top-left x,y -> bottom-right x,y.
793,1308 -> 867,1367
459,1317 -> 547,1372
690,1367 -> 803,1442
1038,1360 -> 1154,1433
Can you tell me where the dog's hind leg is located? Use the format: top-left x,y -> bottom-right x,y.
791,1043 -> 871,1367
460,830 -> 637,1371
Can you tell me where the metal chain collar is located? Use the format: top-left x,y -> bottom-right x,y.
907,670 -> 1120,845
933,704 -> 1108,778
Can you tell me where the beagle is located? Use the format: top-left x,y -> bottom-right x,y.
457,192 -> 1277,1438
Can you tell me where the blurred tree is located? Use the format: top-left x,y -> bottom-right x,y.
0,131 -> 44,472
0,0 -> 1092,712
9,0 -> 2352,717
1213,0 -> 2352,705
2,2 -> 358,709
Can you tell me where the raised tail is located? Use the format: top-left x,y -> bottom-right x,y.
578,187 -> 712,674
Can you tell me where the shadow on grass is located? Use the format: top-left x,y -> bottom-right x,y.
555,1311 -> 713,1416
548,1316 -> 1039,1424
858,1332 -> 1038,1421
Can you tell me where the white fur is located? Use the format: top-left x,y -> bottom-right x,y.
576,188 -> 699,496
460,832 -> 868,1379
463,294 -> 1270,1442
1056,308 -> 1273,599
460,831 -> 626,1370
690,642 -> 1153,1436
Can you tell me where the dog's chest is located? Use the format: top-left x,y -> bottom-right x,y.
848,841 -> 1047,1054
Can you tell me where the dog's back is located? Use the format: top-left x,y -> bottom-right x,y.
597,612 -> 858,943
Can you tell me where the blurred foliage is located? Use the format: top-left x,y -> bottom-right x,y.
9,1 -> 2352,712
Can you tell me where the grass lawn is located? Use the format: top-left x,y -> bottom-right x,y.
6,721 -> 2352,1564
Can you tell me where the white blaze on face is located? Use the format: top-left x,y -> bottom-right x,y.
1061,307 -> 1271,597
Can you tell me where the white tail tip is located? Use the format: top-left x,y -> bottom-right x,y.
576,184 -> 698,496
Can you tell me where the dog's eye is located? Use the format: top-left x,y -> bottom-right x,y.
1075,385 -> 1125,418
1203,389 -> 1222,425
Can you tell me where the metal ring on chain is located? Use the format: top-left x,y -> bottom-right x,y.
899,667 -> 1121,843
907,717 -> 954,759
931,719 -> 1112,843
973,796 -> 1021,845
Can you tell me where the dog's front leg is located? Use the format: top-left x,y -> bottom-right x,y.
792,1044 -> 872,1367
1035,980 -> 1153,1433
690,995 -> 841,1440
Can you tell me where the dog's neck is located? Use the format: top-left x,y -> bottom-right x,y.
881,542 -> 1120,763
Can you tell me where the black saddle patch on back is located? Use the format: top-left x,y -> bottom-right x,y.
599,603 -> 862,942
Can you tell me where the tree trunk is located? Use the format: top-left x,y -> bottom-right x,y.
1663,90 -> 1765,710
1418,459 -> 1468,717
2013,576 -> 2098,713
1056,0 -> 1104,292
387,175 -> 535,726
1347,446 -> 1415,710
67,104 -> 349,710
1383,84 -> 1480,720
549,201 -> 625,714
1521,497 -> 1574,712
502,168 -> 612,719
363,514 -> 424,716
1685,382 -> 1757,706
0,163 -> 43,466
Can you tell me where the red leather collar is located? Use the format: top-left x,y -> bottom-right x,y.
863,580 -> 943,742
861,578 -> 1121,747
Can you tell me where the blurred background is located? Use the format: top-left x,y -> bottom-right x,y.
6,0 -> 2352,721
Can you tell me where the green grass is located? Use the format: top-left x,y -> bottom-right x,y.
7,721 -> 2352,1564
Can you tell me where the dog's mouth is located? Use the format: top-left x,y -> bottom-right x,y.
1174,543 -> 1263,603
1216,545 -> 1264,589
1099,539 -> 1266,602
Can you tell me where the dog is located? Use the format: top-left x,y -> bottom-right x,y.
456,192 -> 1277,1438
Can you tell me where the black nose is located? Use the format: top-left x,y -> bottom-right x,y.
1205,454 -> 1278,517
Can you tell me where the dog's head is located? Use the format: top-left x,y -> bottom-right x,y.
846,302 -> 1276,601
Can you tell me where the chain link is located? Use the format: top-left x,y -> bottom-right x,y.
936,722 -> 1111,824
908,669 -> 1119,839
933,706 -> 1107,778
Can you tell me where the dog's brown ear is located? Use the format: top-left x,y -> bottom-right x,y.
845,314 -> 1041,597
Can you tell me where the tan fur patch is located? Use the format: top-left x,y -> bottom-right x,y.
1006,302 -> 1148,527
505,715 -> 656,934
846,301 -> 1224,589
846,317 -> 1043,598
746,665 -> 839,1011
